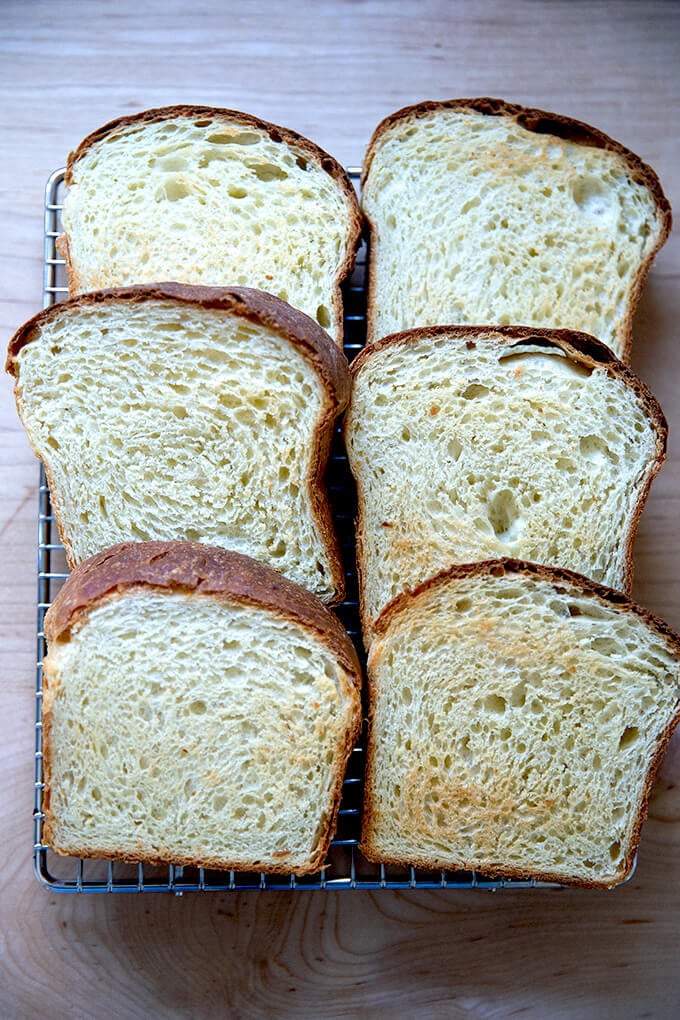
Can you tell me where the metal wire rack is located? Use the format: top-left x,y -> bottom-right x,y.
33,168 -> 546,893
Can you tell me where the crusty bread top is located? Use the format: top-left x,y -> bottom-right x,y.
59,105 -> 362,345
364,95 -> 672,359
45,540 -> 361,681
67,104 -> 357,200
363,97 -> 672,215
355,323 -> 668,451
6,282 -> 351,408
350,323 -> 667,439
373,557 -> 680,650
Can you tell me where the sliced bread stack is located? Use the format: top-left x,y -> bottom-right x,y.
9,99 -> 677,885
353,99 -> 676,884
8,109 -> 366,875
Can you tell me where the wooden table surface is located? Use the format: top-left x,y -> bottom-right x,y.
2,2 -> 680,1016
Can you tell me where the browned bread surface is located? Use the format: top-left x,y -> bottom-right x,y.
362,559 -> 680,887
361,97 -> 671,359
345,325 -> 666,639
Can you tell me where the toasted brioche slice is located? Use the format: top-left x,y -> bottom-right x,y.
7,284 -> 350,602
42,541 -> 362,875
58,105 -> 361,345
345,326 -> 666,639
362,559 -> 680,887
362,98 -> 671,358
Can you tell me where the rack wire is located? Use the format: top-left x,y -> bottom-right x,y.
33,168 -> 546,893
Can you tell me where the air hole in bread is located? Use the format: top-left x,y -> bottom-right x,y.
316,304 -> 331,329
556,457 -> 577,474
461,383 -> 489,400
249,162 -> 288,182
589,636 -> 622,655
487,489 -> 524,544
572,175 -> 614,217
446,437 -> 463,462
157,176 -> 193,202
460,195 -> 480,215
207,131 -> 260,146
580,434 -> 617,466
269,540 -> 287,559
159,154 -> 189,172
500,349 -> 593,380
618,725 -> 640,750
483,694 -> 506,714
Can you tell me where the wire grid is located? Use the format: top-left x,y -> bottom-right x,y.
33,168 -> 546,893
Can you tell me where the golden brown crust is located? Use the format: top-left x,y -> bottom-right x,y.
42,541 -> 362,876
7,282 -> 350,400
7,284 -> 350,599
61,104 -> 363,344
362,97 -> 672,204
361,98 -> 672,359
67,104 -> 354,193
373,557 -> 680,647
44,540 -> 361,680
347,325 -> 667,636
362,557 -> 680,888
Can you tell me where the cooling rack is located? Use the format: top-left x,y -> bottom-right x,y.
33,168 -> 546,892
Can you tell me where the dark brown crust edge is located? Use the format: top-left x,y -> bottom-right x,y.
360,557 -> 680,888
42,540 -> 363,875
346,324 -> 668,639
7,283 -> 351,602
361,98 -> 672,360
60,104 -> 363,346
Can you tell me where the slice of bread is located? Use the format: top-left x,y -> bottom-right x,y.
361,98 -> 671,359
345,326 -> 666,639
362,559 -> 680,887
7,284 -> 350,603
42,541 -> 362,875
58,105 -> 362,345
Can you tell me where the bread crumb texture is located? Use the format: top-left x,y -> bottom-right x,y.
15,300 -> 337,599
44,591 -> 356,872
346,332 -> 661,631
364,571 -> 680,885
63,114 -> 355,342
363,107 -> 664,356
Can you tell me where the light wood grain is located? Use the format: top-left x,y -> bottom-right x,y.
2,1 -> 680,1017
